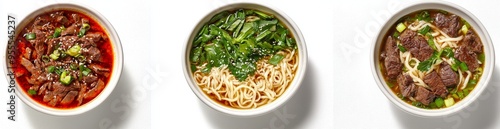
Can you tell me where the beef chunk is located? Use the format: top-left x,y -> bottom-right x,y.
60,91 -> 78,105
434,13 -> 462,37
20,57 -> 37,74
415,86 -> 435,106
84,79 -> 105,99
81,47 -> 102,62
383,36 -> 402,79
439,62 -> 458,87
400,30 -> 433,61
454,45 -> 479,71
61,23 -> 78,36
89,64 -> 110,77
397,74 -> 416,98
424,71 -> 448,98
82,75 -> 98,84
463,31 -> 482,53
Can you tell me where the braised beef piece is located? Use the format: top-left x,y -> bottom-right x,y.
454,45 -> 479,71
434,13 -> 462,37
383,36 -> 402,79
81,47 -> 102,62
439,62 -> 458,87
84,79 -> 105,99
60,91 -> 78,105
20,57 -> 37,74
90,64 -> 110,77
399,30 -> 433,61
397,74 -> 416,98
415,86 -> 435,106
463,31 -> 482,53
61,23 -> 78,36
424,71 -> 448,98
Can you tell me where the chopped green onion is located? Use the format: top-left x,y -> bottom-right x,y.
435,97 -> 444,108
66,44 -> 81,57
396,22 -> 406,33
79,65 -> 92,76
42,55 -> 50,62
53,27 -> 62,38
461,24 -> 468,35
70,63 -> 78,70
25,33 -> 36,40
55,67 -> 64,75
60,70 -> 73,85
78,23 -> 90,37
49,50 -> 60,60
47,66 -> 55,73
444,97 -> 455,107
28,89 -> 37,95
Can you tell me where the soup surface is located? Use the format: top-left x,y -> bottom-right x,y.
13,10 -> 113,109
190,9 -> 298,109
380,10 -> 484,109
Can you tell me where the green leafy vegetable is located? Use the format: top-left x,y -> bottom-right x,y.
442,47 -> 454,58
459,62 -> 469,71
417,51 -> 441,71
397,44 -> 406,52
417,11 -> 431,22
426,33 -> 437,50
269,54 -> 285,65
393,31 -> 400,38
189,9 -> 297,81
418,25 -> 431,35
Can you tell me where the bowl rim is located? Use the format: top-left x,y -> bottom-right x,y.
182,1 -> 308,117
370,0 -> 494,117
3,2 -> 123,116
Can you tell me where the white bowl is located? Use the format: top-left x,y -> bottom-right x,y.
371,1 -> 494,117
183,2 -> 307,117
4,3 -> 123,116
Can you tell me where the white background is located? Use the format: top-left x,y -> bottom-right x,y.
2,0 -> 499,129
333,0 -> 500,129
